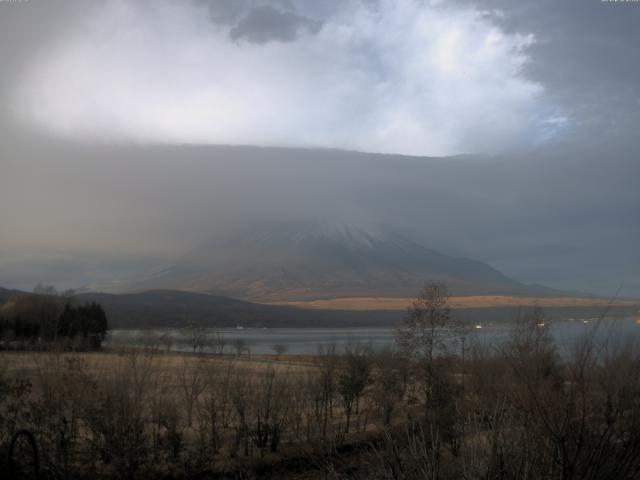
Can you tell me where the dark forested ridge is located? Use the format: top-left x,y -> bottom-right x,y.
69,289 -> 640,328
73,289 -> 398,328
0,287 -> 108,349
1,287 -> 636,330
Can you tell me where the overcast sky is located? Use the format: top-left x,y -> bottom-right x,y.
0,0 -> 638,297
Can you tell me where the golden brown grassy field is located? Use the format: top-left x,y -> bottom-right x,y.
267,295 -> 640,310
0,345 -> 393,478
0,349 -> 313,383
3,319 -> 640,480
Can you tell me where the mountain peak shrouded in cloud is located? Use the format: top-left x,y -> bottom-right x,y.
11,0 -> 554,155
129,219 -> 550,301
0,144 -> 636,297
0,1 -> 638,299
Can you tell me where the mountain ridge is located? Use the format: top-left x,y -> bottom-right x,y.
2,286 -> 637,329
130,220 -> 562,301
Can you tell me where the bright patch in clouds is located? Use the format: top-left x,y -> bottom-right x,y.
13,0 -> 552,155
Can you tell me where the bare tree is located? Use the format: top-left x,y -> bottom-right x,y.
229,371 -> 253,457
372,347 -> 409,427
159,333 -> 173,353
396,282 -> 457,363
233,338 -> 248,357
196,360 -> 235,454
33,283 -> 58,296
272,343 -> 288,360
337,343 -> 371,433
316,344 -> 338,440
177,357 -> 205,427
396,282 -> 461,412
186,323 -> 210,354
253,367 -> 291,455
211,329 -> 226,355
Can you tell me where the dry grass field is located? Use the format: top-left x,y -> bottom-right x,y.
0,345 -> 392,478
0,349 -> 313,381
3,314 -> 640,479
267,295 -> 640,311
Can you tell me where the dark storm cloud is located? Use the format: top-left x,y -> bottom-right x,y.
456,0 -> 640,145
201,0 -> 246,25
203,0 -> 299,26
229,5 -> 321,43
200,0 -> 322,43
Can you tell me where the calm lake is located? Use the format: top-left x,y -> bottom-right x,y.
106,317 -> 640,355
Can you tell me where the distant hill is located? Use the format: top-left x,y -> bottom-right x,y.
0,287 -> 25,304
74,289 -> 398,328
1,287 -> 637,328
131,221 -> 561,301
0,286 -> 398,327
73,289 -> 640,329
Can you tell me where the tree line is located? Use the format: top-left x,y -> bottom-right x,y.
0,284 -> 108,350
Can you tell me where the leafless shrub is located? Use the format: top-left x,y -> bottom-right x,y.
211,329 -> 226,355
338,343 -> 371,433
234,338 -> 250,357
196,359 -> 235,456
315,344 -> 339,441
0,356 -> 34,446
186,323 -> 211,353
253,367 -> 291,455
177,355 -> 205,427
370,423 -> 442,480
371,347 -> 409,427
82,352 -> 156,479
272,343 -> 288,360
229,368 -> 254,457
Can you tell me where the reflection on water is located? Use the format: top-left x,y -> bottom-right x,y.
106,318 -> 640,356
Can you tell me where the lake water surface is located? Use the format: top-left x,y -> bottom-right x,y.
107,317 -> 640,355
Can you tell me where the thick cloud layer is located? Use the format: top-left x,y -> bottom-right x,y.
0,0 -> 638,298
11,0 -> 552,155
0,141 -> 638,297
